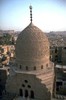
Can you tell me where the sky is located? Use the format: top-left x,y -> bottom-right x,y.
0,0 -> 66,32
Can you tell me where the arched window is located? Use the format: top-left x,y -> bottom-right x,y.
30,90 -> 34,98
34,66 -> 36,70
41,65 -> 43,69
19,89 -> 23,96
26,66 -> 28,70
20,65 -> 22,69
25,90 -> 28,98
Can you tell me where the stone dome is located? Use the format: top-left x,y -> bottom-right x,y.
15,23 -> 50,70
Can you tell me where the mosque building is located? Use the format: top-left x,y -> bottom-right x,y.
5,6 -> 54,100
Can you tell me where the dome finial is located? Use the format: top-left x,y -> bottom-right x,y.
29,5 -> 32,23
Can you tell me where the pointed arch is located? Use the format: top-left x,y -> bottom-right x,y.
19,89 -> 23,96
30,90 -> 34,98
25,89 -> 28,98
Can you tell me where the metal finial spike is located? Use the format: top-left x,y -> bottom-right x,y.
29,5 -> 32,23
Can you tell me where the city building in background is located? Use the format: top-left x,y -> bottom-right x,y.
0,5 -> 66,100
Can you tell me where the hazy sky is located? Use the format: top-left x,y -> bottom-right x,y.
0,0 -> 66,32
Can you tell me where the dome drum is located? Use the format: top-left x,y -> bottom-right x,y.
15,23 -> 50,71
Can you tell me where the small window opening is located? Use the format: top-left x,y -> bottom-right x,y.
28,85 -> 31,88
22,84 -> 25,87
20,65 -> 22,69
34,66 -> 36,70
41,65 -> 43,69
26,66 -> 28,70
24,80 -> 28,83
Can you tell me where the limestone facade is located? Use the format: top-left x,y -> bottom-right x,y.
6,23 -> 54,100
